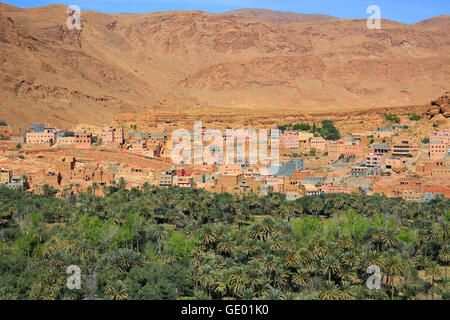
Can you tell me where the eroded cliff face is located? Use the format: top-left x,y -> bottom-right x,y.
110,93 -> 448,143
0,3 -> 449,128
427,93 -> 450,119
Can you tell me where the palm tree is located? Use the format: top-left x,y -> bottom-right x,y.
228,272 -> 247,296
263,287 -> 284,300
322,255 -> 340,281
92,182 -> 99,196
235,215 -> 248,229
105,281 -> 128,300
381,229 -> 400,250
338,281 -> 356,300
425,261 -> 442,300
154,225 -> 167,258
217,237 -> 234,257
418,224 -> 439,257
292,269 -> 310,290
201,227 -> 217,248
320,281 -> 340,300
264,255 -> 277,283
384,253 -> 406,299
284,252 -> 299,269
438,245 -> 450,279
368,229 -> 385,252
261,218 -> 274,239
279,204 -> 295,222
309,240 -> 327,262
214,271 -> 229,298
309,197 -> 324,218
296,248 -> 312,267
240,288 -> 255,300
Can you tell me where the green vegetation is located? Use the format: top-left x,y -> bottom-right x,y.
0,186 -> 448,300
288,153 -> 302,158
278,123 -> 311,132
293,123 -> 312,131
278,121 -> 340,141
92,136 -> 102,145
422,137 -> 430,144
313,120 -> 341,141
409,114 -> 422,121
384,114 -> 400,124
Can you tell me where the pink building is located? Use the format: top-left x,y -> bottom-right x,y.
130,140 -> 147,154
198,163 -> 217,173
57,136 -> 76,145
392,139 -> 419,157
321,182 -> 344,194
430,141 -> 448,160
58,133 -> 92,149
244,167 -> 260,177
328,141 -> 362,161
384,158 -> 406,170
328,140 -> 345,160
75,133 -> 92,149
310,137 -> 326,151
219,164 -> 242,175
376,128 -> 394,139
264,177 -> 284,193
280,131 -> 299,149
344,144 -> 362,159
103,126 -> 124,145
26,130 -> 56,145
366,153 -> 385,167
172,176 -> 192,188
430,129 -> 450,144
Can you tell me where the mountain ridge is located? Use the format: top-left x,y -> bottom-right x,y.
0,3 -> 449,128
222,8 -> 336,24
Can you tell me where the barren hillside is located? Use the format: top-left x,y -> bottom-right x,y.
222,9 -> 335,24
0,3 -> 449,128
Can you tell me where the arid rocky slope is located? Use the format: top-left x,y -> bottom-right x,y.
223,9 -> 335,24
0,3 -> 449,128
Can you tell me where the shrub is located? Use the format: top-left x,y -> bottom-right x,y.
384,114 -> 400,123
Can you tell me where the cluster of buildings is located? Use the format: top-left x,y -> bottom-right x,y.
7,124 -> 127,149
0,119 -> 449,202
150,127 -> 449,202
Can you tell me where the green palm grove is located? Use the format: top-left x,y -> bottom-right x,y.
0,184 -> 448,300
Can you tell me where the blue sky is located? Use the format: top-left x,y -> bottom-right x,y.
2,0 -> 449,24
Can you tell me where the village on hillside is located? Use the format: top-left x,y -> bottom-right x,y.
0,110 -> 448,203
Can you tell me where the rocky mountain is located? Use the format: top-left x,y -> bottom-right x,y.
222,9 -> 335,24
0,3 -> 448,128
